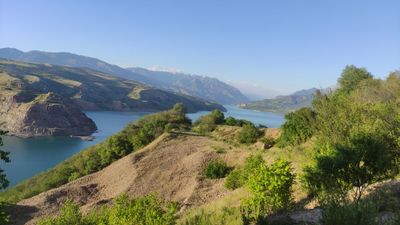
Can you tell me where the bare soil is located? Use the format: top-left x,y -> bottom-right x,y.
11,132 -> 253,224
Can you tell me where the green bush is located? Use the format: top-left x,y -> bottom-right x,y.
182,207 -> 241,225
204,160 -> 230,179
240,160 -> 294,224
303,97 -> 400,203
0,131 -> 10,223
193,109 -> 225,134
224,117 -> 252,127
38,194 -> 178,225
277,107 -> 316,147
224,154 -> 265,190
236,124 -> 262,144
320,201 -> 379,225
0,201 -> 10,225
224,169 -> 243,190
261,136 -> 276,149
38,199 -> 82,225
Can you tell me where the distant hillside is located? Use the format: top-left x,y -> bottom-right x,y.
0,48 -> 248,104
239,88 -> 319,112
0,59 -> 224,136
127,67 -> 248,104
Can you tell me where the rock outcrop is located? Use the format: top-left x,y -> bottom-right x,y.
0,92 -> 97,137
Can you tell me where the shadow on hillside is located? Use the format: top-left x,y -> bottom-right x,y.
7,204 -> 38,225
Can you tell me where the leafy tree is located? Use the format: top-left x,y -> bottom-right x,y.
236,124 -> 262,144
303,68 -> 400,203
193,109 -> 225,133
338,65 -> 373,93
278,107 -> 316,147
210,109 -> 225,125
224,116 -> 252,127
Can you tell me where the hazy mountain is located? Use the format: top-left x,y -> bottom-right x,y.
127,67 -> 249,104
0,48 -> 248,104
225,80 -> 281,100
239,88 -> 320,112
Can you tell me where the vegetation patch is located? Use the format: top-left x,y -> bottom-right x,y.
38,194 -> 178,225
204,159 -> 231,179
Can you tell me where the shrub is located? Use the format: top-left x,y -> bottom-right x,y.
277,107 -> 316,147
204,160 -> 230,179
224,117 -> 252,127
236,124 -> 262,144
261,136 -> 276,149
240,160 -> 294,224
0,131 -> 10,223
303,104 -> 400,203
224,169 -> 243,190
338,65 -> 373,93
182,207 -> 241,225
224,154 -> 265,190
320,201 -> 379,225
0,201 -> 10,225
193,110 -> 225,133
38,199 -> 82,225
38,194 -> 178,225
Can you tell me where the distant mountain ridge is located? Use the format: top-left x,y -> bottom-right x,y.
127,67 -> 249,104
239,88 -> 320,112
0,59 -> 224,136
0,48 -> 248,104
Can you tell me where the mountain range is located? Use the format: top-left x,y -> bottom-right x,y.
0,59 -> 224,137
0,48 -> 248,104
239,88 -> 320,112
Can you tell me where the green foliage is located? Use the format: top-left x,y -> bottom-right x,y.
38,199 -> 82,225
193,109 -> 225,134
182,207 -> 241,225
303,82 -> 400,203
0,201 -> 10,225
0,104 -> 190,203
277,107 -> 316,147
224,154 -> 265,190
38,194 -> 177,225
320,201 -> 379,225
260,136 -> 276,149
338,65 -> 373,93
0,130 -> 10,190
240,160 -> 295,224
236,124 -> 262,144
224,116 -> 252,127
224,169 -> 243,190
204,160 -> 230,179
0,131 -> 10,224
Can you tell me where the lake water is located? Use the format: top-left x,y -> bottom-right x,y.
1,106 -> 284,188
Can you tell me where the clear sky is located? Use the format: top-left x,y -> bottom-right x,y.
0,0 -> 399,94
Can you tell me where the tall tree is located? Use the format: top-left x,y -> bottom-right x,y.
338,65 -> 373,93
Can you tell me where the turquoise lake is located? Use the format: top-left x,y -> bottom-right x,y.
1,105 -> 284,188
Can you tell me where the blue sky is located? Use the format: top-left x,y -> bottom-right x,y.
0,0 -> 399,95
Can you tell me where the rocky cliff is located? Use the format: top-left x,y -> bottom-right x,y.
0,92 -> 97,137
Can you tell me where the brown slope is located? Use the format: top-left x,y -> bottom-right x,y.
11,133 -> 252,225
